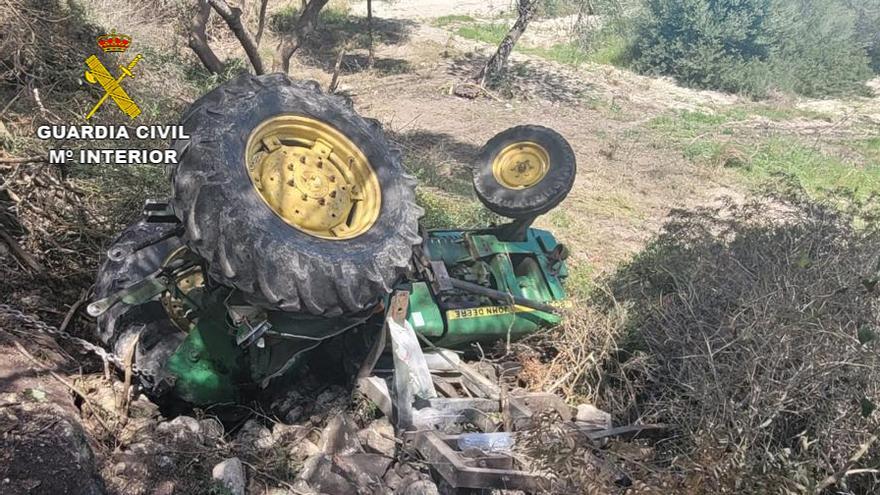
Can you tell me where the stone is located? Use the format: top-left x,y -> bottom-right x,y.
156,416 -> 201,445
283,405 -> 304,423
383,468 -> 403,491
199,418 -> 225,441
319,414 -> 362,455
575,404 -> 612,430
212,457 -> 246,495
237,419 -> 275,450
300,455 -> 357,495
357,418 -> 396,457
334,453 -> 393,489
316,385 -> 346,406
152,480 -> 175,495
401,479 -> 441,495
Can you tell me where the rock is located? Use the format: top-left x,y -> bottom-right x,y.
237,419 -> 275,450
335,453 -> 393,489
319,414 -> 362,455
152,480 -> 175,495
316,385 -> 346,405
357,418 -> 396,457
199,418 -> 225,441
575,404 -> 612,430
283,405 -> 304,423
300,455 -> 357,495
383,468 -> 403,491
401,480 -> 441,495
156,416 -> 202,445
271,390 -> 305,424
212,457 -> 246,495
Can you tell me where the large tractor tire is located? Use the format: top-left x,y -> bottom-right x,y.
473,125 -> 576,218
169,74 -> 422,316
94,220 -> 186,398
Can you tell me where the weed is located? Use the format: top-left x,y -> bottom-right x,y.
432,14 -> 476,27
455,23 -> 509,45
416,189 -> 500,229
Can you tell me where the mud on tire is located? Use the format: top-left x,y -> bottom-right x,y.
169,74 -> 423,316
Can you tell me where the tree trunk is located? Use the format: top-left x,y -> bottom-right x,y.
256,0 -> 270,45
366,0 -> 374,67
207,0 -> 265,75
477,0 -> 540,86
274,0 -> 330,74
188,0 -> 224,74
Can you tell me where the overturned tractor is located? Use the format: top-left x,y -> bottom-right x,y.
88,73 -> 577,408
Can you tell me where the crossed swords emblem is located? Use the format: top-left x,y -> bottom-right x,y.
84,54 -> 143,120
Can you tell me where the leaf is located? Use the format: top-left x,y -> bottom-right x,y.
860,397 -> 876,418
24,388 -> 46,402
858,326 -> 876,345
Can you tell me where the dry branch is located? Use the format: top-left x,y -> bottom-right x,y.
274,0 -> 329,74
208,0 -> 265,75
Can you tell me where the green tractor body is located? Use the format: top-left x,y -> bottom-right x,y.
154,225 -> 568,406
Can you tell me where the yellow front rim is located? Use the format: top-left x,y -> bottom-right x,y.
491,141 -> 550,190
245,115 -> 381,239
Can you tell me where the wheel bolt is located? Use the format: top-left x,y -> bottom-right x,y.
287,179 -> 296,187
329,190 -> 337,198
301,193 -> 308,201
317,161 -> 323,168
300,156 -> 306,164
318,198 -> 326,205
329,175 -> 336,182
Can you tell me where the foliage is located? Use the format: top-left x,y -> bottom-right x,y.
626,0 -> 874,97
599,190 -> 880,491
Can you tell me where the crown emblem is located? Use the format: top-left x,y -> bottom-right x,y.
96,30 -> 131,53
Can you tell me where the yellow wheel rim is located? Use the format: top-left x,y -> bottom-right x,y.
245,115 -> 381,240
491,141 -> 550,190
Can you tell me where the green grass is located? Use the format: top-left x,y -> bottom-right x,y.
648,109 -> 880,202
417,189 -> 501,229
521,43 -> 589,65
433,14 -> 476,27
455,23 -> 509,45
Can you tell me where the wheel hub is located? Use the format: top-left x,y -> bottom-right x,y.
491,141 -> 550,189
246,116 -> 380,239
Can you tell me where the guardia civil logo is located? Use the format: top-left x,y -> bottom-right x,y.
84,30 -> 144,120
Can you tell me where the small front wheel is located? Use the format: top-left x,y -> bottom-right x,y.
472,125 -> 577,218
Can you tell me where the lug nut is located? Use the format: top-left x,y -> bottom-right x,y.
318,198 -> 326,205
301,193 -> 308,201
316,160 -> 323,168
300,156 -> 306,164
287,179 -> 296,186
329,190 -> 337,198
329,175 -> 336,182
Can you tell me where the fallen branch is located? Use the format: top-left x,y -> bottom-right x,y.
0,155 -> 45,164
815,434 -> 879,493
12,340 -> 115,436
0,227 -> 45,274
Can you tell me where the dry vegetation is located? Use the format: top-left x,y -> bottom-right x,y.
2,0 -> 880,493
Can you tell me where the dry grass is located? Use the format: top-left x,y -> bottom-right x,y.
521,188 -> 880,493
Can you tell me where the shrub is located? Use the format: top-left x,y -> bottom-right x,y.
627,0 -> 873,97
598,191 -> 880,491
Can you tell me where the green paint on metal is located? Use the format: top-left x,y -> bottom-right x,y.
414,227 -> 568,349
406,282 -> 444,337
165,305 -> 246,405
